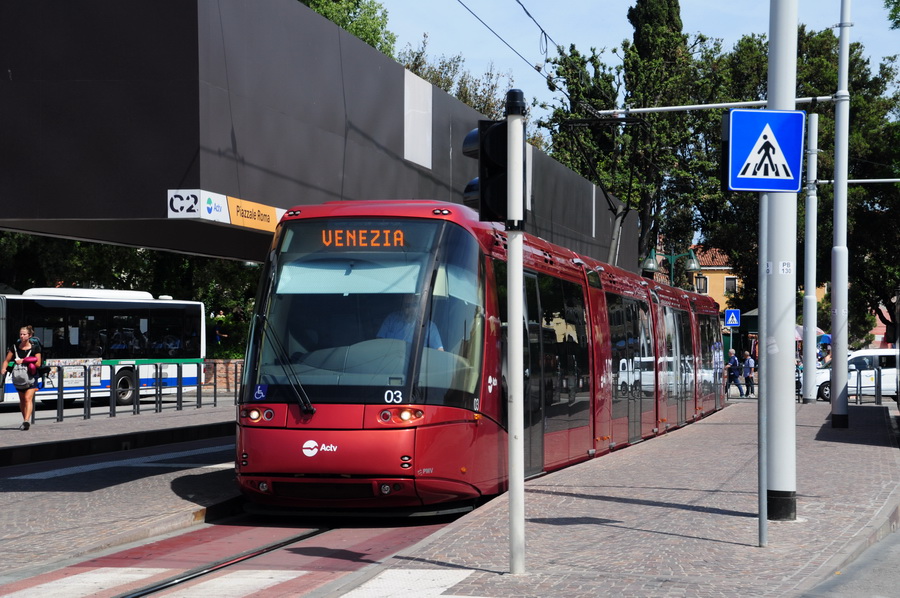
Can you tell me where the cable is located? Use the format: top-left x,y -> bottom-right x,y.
454,0 -> 538,75
513,0 -> 561,50
454,0 -> 606,119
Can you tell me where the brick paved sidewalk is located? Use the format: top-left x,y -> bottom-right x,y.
337,400 -> 900,598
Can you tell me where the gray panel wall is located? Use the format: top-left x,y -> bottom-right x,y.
0,0 -> 638,269
0,0 -> 200,218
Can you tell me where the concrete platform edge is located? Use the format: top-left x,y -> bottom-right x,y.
0,421 -> 236,467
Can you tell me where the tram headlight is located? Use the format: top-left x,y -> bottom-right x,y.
377,407 -> 425,425
241,408 -> 275,423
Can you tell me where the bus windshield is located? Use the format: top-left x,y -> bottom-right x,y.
246,218 -> 484,408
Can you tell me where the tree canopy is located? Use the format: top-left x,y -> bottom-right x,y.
537,0 -> 900,346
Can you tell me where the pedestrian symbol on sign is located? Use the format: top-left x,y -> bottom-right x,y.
738,124 -> 793,180
725,309 -> 741,327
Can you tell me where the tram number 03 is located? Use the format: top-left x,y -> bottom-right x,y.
384,390 -> 404,403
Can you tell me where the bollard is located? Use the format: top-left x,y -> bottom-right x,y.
176,362 -> 184,410
153,363 -> 163,413
108,364 -> 117,418
56,365 -> 65,422
175,363 -> 184,411
875,367 -> 882,405
131,367 -> 141,415
196,361 -> 204,408
208,360 -> 217,408
81,365 -> 91,420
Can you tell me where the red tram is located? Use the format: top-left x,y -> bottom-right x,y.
236,200 -> 725,512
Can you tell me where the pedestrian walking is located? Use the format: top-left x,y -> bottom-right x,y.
725,348 -> 744,398
742,350 -> 756,397
1,325 -> 43,430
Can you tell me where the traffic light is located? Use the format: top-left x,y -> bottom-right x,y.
463,119 -> 508,222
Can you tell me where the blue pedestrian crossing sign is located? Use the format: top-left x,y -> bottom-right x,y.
728,109 -> 806,192
724,309 -> 741,327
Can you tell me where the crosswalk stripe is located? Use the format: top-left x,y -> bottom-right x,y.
163,570 -> 307,597
0,567 -> 168,598
341,569 -> 475,597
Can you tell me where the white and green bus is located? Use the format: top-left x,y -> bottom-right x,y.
2,288 -> 205,405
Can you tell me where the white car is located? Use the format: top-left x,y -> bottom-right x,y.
810,349 -> 898,402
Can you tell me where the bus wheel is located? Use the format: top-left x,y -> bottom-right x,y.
114,369 -> 136,406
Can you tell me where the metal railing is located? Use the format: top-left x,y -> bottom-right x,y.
30,360 -> 243,423
840,366 -> 885,406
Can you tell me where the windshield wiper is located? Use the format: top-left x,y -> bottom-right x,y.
256,313 -> 316,415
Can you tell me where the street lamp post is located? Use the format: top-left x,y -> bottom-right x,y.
640,248 -> 702,287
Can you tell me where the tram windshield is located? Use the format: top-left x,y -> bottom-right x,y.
244,218 -> 484,408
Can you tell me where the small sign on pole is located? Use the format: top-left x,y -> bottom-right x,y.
725,309 -> 741,327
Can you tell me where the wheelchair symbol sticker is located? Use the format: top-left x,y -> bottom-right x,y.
253,385 -> 268,400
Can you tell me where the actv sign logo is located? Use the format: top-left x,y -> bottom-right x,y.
301,440 -> 338,457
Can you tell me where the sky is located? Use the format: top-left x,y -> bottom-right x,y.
379,0 -> 898,120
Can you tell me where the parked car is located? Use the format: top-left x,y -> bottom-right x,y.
808,348 -> 898,402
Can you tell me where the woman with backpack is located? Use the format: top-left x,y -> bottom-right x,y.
1,325 -> 42,430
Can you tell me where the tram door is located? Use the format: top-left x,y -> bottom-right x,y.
523,274 -> 545,477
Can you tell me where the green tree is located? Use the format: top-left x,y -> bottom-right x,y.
300,0 -> 396,58
540,0 -> 723,283
621,0 -> 708,274
695,26 -> 900,345
887,0 -> 900,29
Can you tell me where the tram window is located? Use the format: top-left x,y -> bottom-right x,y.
663,306 -> 694,406
258,219 -> 484,406
538,275 -> 589,428
607,293 -> 654,415
697,314 -> 723,401
277,256 -> 424,295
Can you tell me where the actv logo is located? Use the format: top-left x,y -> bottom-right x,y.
302,440 -> 338,457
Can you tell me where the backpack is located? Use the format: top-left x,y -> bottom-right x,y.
11,349 -> 33,389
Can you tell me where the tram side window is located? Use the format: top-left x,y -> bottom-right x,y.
538,275 -> 590,426
663,307 -> 694,405
607,294 -> 626,413
678,310 -> 695,398
697,314 -> 723,400
607,293 -> 653,416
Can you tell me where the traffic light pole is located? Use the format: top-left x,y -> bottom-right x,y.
504,89 -> 527,575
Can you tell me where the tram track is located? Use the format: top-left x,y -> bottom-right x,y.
2,513 -> 456,597
115,527 -> 332,598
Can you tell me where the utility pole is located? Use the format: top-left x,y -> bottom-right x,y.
765,0 -> 798,521
830,0 -> 852,429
